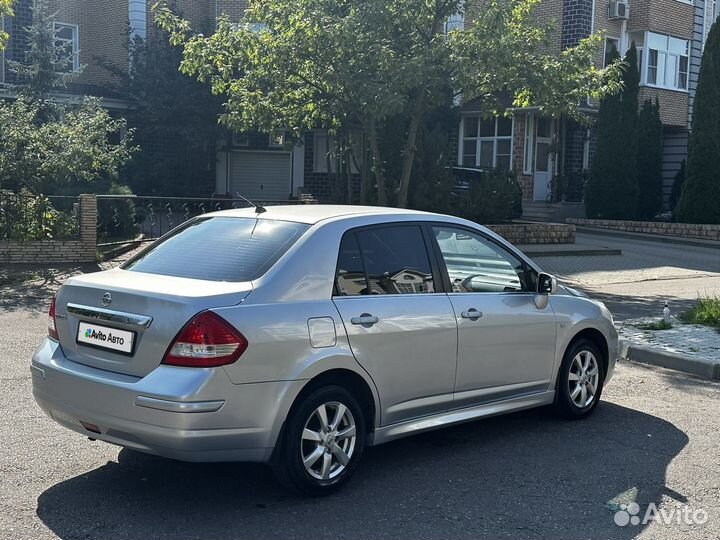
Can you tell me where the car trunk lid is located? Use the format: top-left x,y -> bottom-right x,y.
54,268 -> 252,377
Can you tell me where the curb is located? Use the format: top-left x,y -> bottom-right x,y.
523,248 -> 622,257
619,339 -> 720,380
576,226 -> 720,250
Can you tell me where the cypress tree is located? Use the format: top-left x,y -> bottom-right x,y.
585,43 -> 640,219
635,97 -> 664,220
676,22 -> 720,224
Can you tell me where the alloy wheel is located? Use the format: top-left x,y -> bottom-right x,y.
568,350 -> 600,408
301,401 -> 357,481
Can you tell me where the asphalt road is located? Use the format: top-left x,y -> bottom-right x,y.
1,297 -> 719,540
534,231 -> 720,320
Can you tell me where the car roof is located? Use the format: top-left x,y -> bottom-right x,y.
208,204 -> 437,225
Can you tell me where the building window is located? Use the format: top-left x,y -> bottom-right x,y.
460,116 -> 513,170
54,23 -> 79,73
231,132 -> 249,147
604,37 -> 619,66
268,133 -> 284,148
644,32 -> 689,91
314,132 -> 335,173
313,131 -> 361,174
445,12 -> 464,33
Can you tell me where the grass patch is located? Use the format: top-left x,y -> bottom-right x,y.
637,319 -> 673,331
679,295 -> 720,328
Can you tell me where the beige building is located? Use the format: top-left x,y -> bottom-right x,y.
458,0 -> 717,218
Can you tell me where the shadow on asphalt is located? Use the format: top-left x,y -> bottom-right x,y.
0,263 -> 101,313
36,402 -> 687,540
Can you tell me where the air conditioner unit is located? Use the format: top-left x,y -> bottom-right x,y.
609,0 -> 629,19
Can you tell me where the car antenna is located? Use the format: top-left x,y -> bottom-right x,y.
235,192 -> 266,214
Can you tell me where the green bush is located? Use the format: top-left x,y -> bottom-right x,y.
679,295 -> 720,328
0,98 -> 135,195
0,189 -> 79,240
96,184 -> 142,241
452,169 -> 522,224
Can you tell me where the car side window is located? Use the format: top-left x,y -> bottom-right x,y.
432,226 -> 531,293
357,226 -> 435,294
336,233 -> 367,296
336,226 -> 436,296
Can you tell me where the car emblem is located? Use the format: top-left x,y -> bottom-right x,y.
101,292 -> 112,307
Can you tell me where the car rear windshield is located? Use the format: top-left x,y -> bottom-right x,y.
123,217 -> 309,282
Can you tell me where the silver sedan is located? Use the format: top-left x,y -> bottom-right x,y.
32,205 -> 618,495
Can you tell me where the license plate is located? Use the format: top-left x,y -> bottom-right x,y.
77,321 -> 135,355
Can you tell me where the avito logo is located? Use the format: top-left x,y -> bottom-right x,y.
84,328 -> 125,346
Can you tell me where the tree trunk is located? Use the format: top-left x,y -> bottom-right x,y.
358,133 -> 369,204
395,94 -> 426,208
367,117 -> 387,206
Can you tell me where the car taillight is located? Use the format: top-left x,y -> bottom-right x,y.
48,295 -> 59,341
162,311 -> 248,368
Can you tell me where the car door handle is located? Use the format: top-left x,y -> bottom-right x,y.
351,313 -> 379,326
461,309 -> 483,320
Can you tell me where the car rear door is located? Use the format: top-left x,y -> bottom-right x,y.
429,224 -> 557,406
332,224 -> 458,426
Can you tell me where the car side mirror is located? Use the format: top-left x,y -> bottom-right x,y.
537,272 -> 558,295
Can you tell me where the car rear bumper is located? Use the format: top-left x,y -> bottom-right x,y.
31,338 -> 305,463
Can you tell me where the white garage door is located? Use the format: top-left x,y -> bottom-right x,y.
229,151 -> 291,201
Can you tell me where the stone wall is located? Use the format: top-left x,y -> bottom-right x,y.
488,223 -> 576,244
0,195 -> 97,264
567,218 -> 720,240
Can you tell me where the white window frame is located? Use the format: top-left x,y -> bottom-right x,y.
604,36 -> 619,67
459,115 -> 514,170
582,129 -> 591,171
523,114 -> 535,175
314,131 -> 335,173
53,22 -> 80,73
268,133 -> 284,148
641,32 -> 689,92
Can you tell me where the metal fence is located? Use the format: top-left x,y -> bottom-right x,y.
0,192 -> 81,241
96,195 -> 304,247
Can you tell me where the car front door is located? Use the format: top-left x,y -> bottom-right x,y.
430,225 -> 557,406
332,224 -> 458,425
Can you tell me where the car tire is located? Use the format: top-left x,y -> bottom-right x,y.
553,338 -> 605,419
272,385 -> 366,496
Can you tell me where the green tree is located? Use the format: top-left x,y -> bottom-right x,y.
154,0 -> 621,207
0,0 -> 13,51
0,98 -> 135,194
676,21 -> 720,224
7,0 -> 77,101
0,0 -> 136,196
585,43 -> 639,219
635,97 -> 663,220
98,26 -> 222,196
